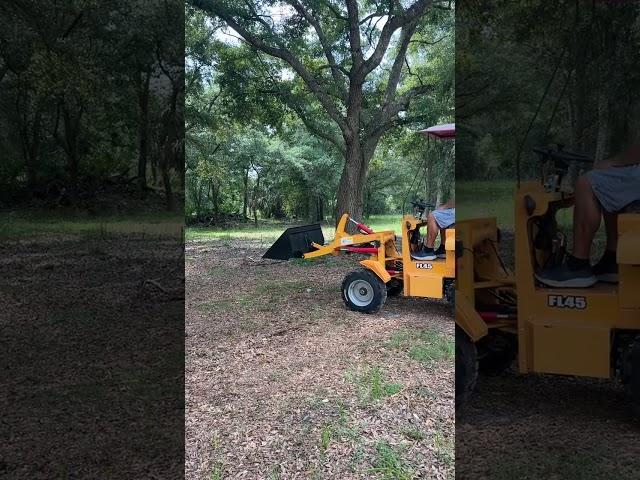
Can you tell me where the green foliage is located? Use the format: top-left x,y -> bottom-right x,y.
186,1 -> 454,223
457,1 -> 640,180
0,1 -> 184,206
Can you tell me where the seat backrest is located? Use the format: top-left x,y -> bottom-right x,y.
624,200 -> 640,213
445,228 -> 456,251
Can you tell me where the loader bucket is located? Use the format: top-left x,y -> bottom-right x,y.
263,224 -> 325,260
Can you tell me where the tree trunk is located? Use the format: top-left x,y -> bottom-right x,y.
594,92 -> 609,165
253,174 -> 259,227
242,167 -> 249,220
211,181 -> 220,217
335,131 -> 381,223
137,70 -> 151,190
64,109 -> 80,202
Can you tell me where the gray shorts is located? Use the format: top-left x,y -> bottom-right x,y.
433,208 -> 455,228
587,164 -> 640,213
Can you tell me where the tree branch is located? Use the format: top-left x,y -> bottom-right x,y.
357,0 -> 433,81
193,0 -> 348,132
286,0 -> 347,96
345,0 -> 363,69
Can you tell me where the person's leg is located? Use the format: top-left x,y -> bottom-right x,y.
571,174 -> 601,259
535,174 -> 598,287
425,211 -> 439,249
412,211 -> 440,260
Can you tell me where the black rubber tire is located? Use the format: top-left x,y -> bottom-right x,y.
386,278 -> 404,297
455,326 -> 478,412
341,268 -> 387,314
444,280 -> 455,308
627,337 -> 640,416
478,332 -> 518,374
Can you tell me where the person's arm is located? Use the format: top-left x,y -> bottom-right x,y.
596,142 -> 640,169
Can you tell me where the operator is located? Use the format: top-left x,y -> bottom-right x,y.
536,138 -> 640,288
411,198 -> 455,261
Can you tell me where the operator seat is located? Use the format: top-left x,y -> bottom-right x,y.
624,200 -> 640,213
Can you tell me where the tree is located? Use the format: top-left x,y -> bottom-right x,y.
190,0 -> 451,219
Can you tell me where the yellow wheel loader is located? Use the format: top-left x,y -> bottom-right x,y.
264,209 -> 456,313
263,124 -> 456,314
455,146 -> 640,411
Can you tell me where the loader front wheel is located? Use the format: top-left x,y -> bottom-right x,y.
455,326 -> 478,412
342,269 -> 387,314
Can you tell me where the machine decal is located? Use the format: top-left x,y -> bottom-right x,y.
547,295 -> 587,310
340,237 -> 353,245
415,262 -> 433,270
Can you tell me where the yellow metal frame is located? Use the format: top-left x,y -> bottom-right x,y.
303,213 -> 455,299
455,179 -> 640,381
455,217 -> 515,341
514,181 -> 640,378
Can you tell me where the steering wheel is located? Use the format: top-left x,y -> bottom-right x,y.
410,199 -> 435,210
533,146 -> 593,165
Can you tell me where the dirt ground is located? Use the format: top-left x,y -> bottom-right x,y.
456,368 -> 640,479
185,238 -> 455,479
456,229 -> 640,479
1,233 -> 184,478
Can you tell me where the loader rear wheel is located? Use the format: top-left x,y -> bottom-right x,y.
444,280 -> 455,307
386,278 -> 403,297
623,336 -> 640,415
342,269 -> 387,314
478,332 -> 517,374
456,326 -> 478,412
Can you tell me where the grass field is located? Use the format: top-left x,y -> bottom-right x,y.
0,209 -> 184,239
456,180 -> 574,228
186,214 -> 403,242
186,234 -> 455,479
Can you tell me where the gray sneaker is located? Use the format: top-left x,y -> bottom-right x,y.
411,247 -> 437,261
534,264 -> 596,288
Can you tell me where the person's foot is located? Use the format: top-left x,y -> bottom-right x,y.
534,255 -> 596,288
435,244 -> 446,259
411,246 -> 437,261
593,249 -> 618,283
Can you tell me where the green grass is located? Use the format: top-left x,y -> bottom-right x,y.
185,214 -> 403,242
346,366 -> 403,404
456,180 -> 516,227
0,209 -> 183,239
401,427 -> 426,441
368,441 -> 414,480
433,431 -> 455,467
210,463 -> 224,480
388,329 -> 454,366
320,424 -> 333,453
456,180 -> 574,228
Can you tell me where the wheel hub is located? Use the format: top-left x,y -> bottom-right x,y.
348,279 -> 374,306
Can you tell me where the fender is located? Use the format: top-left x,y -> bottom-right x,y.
359,259 -> 392,283
455,293 -> 488,342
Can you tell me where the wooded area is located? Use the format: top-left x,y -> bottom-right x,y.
186,0 -> 454,225
0,1 -> 184,210
457,0 -> 640,180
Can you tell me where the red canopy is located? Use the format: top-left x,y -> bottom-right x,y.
420,123 -> 455,140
